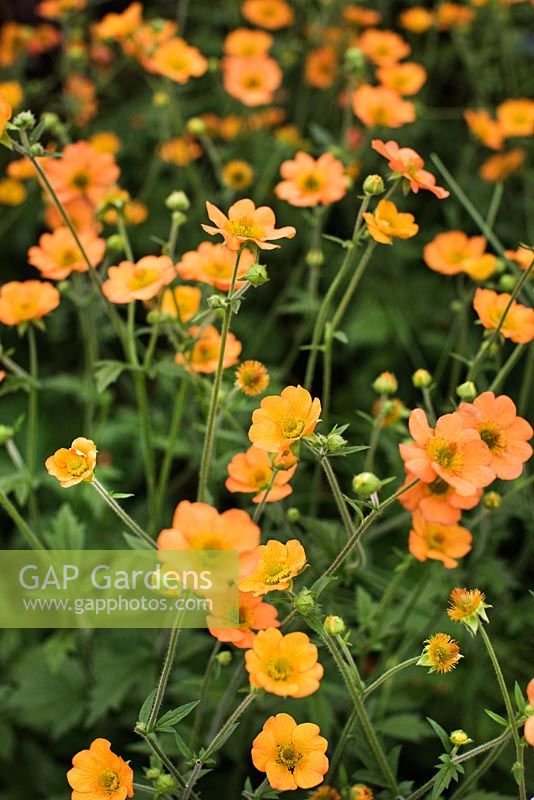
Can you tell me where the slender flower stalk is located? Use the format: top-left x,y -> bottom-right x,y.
91,478 -> 155,548
189,641 -> 221,750
25,325 -> 38,483
202,692 -> 257,762
146,617 -> 182,732
364,657 -> 419,698
156,380 -> 188,524
134,730 -> 199,800
0,486 -> 46,550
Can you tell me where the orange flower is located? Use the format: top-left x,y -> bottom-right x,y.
148,37 -> 207,83
45,437 -> 97,488
242,0 -> 294,29
0,178 -> 26,206
64,75 -> 98,126
305,45 -> 339,89
123,20 -> 177,69
0,90 -> 12,137
157,500 -> 259,577
223,55 -> 282,106
203,198 -> 296,251
0,280 -> 60,326
245,628 -> 323,697
160,285 -> 201,322
350,785 -> 374,800
464,109 -> 503,151
457,392 -> 533,480
436,3 -> 474,29
496,98 -> 534,138
363,199 -> 418,244
473,287 -> 534,343
239,538 -> 307,595
37,0 -> 85,19
45,197 -> 98,233
222,160 -> 255,190
524,679 -> 534,747
26,23 -> 61,55
447,587 -> 490,633
209,590 -> 279,649
0,80 -> 23,109
176,241 -> 254,290
6,157 -> 36,181
103,256 -> 175,304
226,445 -> 296,502
409,511 -> 472,568
423,231 -> 497,279
42,141 -> 120,206
344,5 -> 381,26
67,738 -> 133,800
235,360 -> 270,396
252,713 -> 328,791
505,246 -> 533,271
249,385 -> 321,452
399,472 -> 481,524
275,151 -> 348,207
93,3 -> 143,41
357,28 -> 411,65
399,408 -> 494,496
224,28 -> 273,57
372,139 -> 450,198
377,62 -> 427,96
398,6 -> 434,33
0,22 -> 30,68
159,135 -> 202,166
418,632 -> 463,672
352,85 -> 416,128
176,325 -> 242,373
89,131 -> 121,155
479,148 -> 525,182
28,227 -> 105,280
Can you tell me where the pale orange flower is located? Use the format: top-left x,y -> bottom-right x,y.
67,738 -> 133,800
275,151 -> 348,207
305,45 -> 339,89
176,241 -> 254,290
203,198 -> 296,251
46,437 -> 97,488
457,392 -> 532,480
496,98 -> 534,138
223,55 -> 282,106
343,4 -> 381,26
249,385 -> 321,452
44,197 -> 98,233
64,74 -> 98,126
479,148 -> 525,182
505,246 -> 533,271
242,0 -> 294,29
37,0 -> 85,19
363,199 -> 418,244
399,408 -> 495,496
0,80 -> 23,109
0,90 -> 12,137
245,628 -> 323,697
159,135 -> 202,166
377,62 -> 427,96
0,22 -> 30,68
239,539 -> 307,595
423,231 -> 497,279
89,131 -> 121,155
524,679 -> 534,747
399,472 -> 481,524
6,157 -> 36,181
235,360 -> 270,396
42,141 -> 120,207
123,20 -> 177,69
352,85 -> 416,128
28,227 -> 105,280
372,139 -> 450,198
464,109 -> 504,151
102,256 -> 176,304
26,23 -> 61,55
148,38 -> 208,84
0,178 -> 26,206
209,590 -> 279,649
0,280 -> 60,326
409,511 -> 472,568
357,28 -> 411,65
436,3 -> 474,29
176,325 -> 242,374
473,287 -> 534,343
224,28 -> 273,57
160,285 -> 201,322
398,6 -> 434,33
93,2 -> 143,41
226,445 -> 296,502
350,785 -> 374,800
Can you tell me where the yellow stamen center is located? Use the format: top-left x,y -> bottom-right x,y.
477,423 -> 503,452
276,744 -> 302,772
266,657 -> 294,682
280,418 -> 305,439
263,561 -> 291,585
228,216 -> 264,240
100,769 -> 120,794
427,438 -> 463,471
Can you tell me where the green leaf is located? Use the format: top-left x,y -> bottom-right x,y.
514,681 -> 526,713
379,714 -> 431,742
426,717 -> 451,750
45,503 -> 85,549
155,700 -> 200,732
484,709 -> 508,727
174,730 -> 194,760
94,359 -> 127,392
137,689 -> 157,726
356,586 -> 377,627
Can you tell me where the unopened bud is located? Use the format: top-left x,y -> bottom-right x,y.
171,210 -> 188,227
293,588 -> 315,615
344,47 -> 365,74
13,111 -> 35,130
412,368 -> 432,388
166,191 -> 190,212
246,263 -> 269,287
363,174 -> 385,196
483,491 -> 501,510
323,615 -> 346,635
0,425 -> 15,446
155,774 -> 176,793
216,651 -> 232,666
186,116 -> 207,136
106,234 -> 124,253
306,248 -> 324,267
499,274 -> 516,292
456,381 -> 477,401
373,371 -> 397,395
152,90 -> 169,107
287,507 -> 301,522
207,294 -> 226,309
352,471 -> 381,497
145,768 -> 161,781
450,729 -> 472,747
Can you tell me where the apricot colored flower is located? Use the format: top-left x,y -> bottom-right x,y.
64,75 -> 97,126
222,160 -> 255,190
457,392 -> 533,480
352,85 -> 416,129
0,90 -> 12,137
376,62 -> 427,96
26,23 -> 60,55
0,178 -> 26,206
103,256 -> 175,304
235,360 -> 270,396
305,45 -> 339,89
344,5 -> 381,26
0,280 -> 60,326
479,148 -> 525,182
409,510 -> 472,568
372,139 -> 449,198
436,3 -> 474,29
505,246 -> 533,271
398,6 -> 434,33
275,152 -> 348,207
28,227 -> 105,280
159,135 -> 202,166
363,199 -> 418,244
37,0 -> 85,19
224,28 -> 273,57
473,288 -> 534,343
249,385 -> 321,452
157,500 -> 259,576
240,539 -> 307,595
176,325 -> 242,374
42,141 -> 120,206
350,786 -> 374,800
149,38 -> 207,84
209,590 -> 279,649
6,157 -> 35,181
89,131 -> 121,155
45,197 -> 97,233
246,628 -> 323,697
203,199 -> 295,251
46,437 -> 97,489
524,679 -> 534,747
242,0 -> 294,29
496,98 -> 534,138
93,3 -> 143,41
223,55 -> 282,107
0,81 -> 22,110
447,587 -> 490,633
423,231 -> 497,279
226,445 -> 296,502
357,28 -> 410,65
417,632 -> 462,673
67,738 -> 133,800
399,472 -> 481,524
176,241 -> 254,289
0,22 -> 30,68
160,285 -> 201,322
464,109 -> 503,151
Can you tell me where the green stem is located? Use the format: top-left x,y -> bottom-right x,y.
25,326 -> 38,481
182,760 -> 203,800
202,692 -> 257,762
486,181 -> 503,229
326,707 -> 358,781
91,478 -> 155,548
449,735 -> 511,800
0,486 -> 45,550
206,662 -> 245,740
156,380 -> 188,524
320,455 -> 355,541
189,641 -> 221,750
146,619 -> 182,732
330,241 -> 377,333
489,343 -> 527,392
252,468 -> 278,524
365,394 -> 386,472
518,343 -> 533,416
135,731 -> 198,800
364,657 -> 419,698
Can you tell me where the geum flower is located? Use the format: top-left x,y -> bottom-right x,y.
45,437 -> 97,488
351,85 -> 416,129
399,408 -> 495,496
423,231 -> 496,280
524,679 -> 534,747
275,151 -> 348,207
251,713 -> 328,791
102,256 -> 175,303
235,360 -> 270,396
28,227 -> 105,280
249,385 -> 321,452
242,0 -> 294,30
226,445 -> 296,503
67,738 -> 133,800
208,590 -> 279,649
175,325 -> 242,374
176,241 -> 255,290
399,471 -> 481,524
473,288 -> 534,344
223,55 -> 282,107
447,587 -> 491,634
245,627 -> 323,697
417,632 -> 462,673
202,198 -> 296,251
372,138 -> 450,198
147,37 -> 207,84
409,510 -> 472,568
363,199 -> 418,244
239,538 -> 307,595
42,141 -> 120,206
0,280 -> 60,326
160,285 -> 201,322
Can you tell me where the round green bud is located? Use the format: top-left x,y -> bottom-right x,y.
412,368 -> 432,389
106,234 -> 124,253
207,294 -> 226,310
155,774 -> 176,792
483,491 -> 501,510
327,431 -> 347,452
456,381 -> 477,401
13,111 -> 36,130
499,274 -> 516,292
216,651 -> 232,666
293,588 -> 315,615
306,248 -> 324,267
171,210 -> 188,227
145,768 -> 161,781
372,371 -> 397,395
246,263 -> 269,287
344,47 -> 365,74
352,471 -> 381,498
0,425 -> 15,446
186,116 -> 207,136
323,615 -> 346,636
165,191 -> 190,212
363,174 -> 385,196
287,507 -> 301,522
450,729 -> 472,747
29,143 -> 44,157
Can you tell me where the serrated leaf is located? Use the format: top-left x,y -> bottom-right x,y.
174,730 -> 194,760
45,503 -> 85,549
426,717 -> 451,750
138,689 -> 157,726
94,359 -> 127,392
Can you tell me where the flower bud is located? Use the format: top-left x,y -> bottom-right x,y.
287,507 -> 300,522
145,768 -> 161,781
293,588 -> 315,615
352,471 -> 381,497
306,248 -> 324,267
216,651 -> 232,666
171,210 -> 188,227
106,234 -> 124,253
412,368 -> 432,388
499,274 -> 516,292
152,90 -> 170,107
165,190 -> 190,212
483,490 -> 501,510
372,371 -> 397,395
363,174 -> 385,196
29,143 -> 44,157
350,785 -> 374,800
326,431 -> 347,452
246,263 -> 269,286
456,381 -> 477,401
41,111 -> 62,132
186,116 -> 207,136
450,729 -> 472,747
13,110 -> 35,130
0,424 -> 14,446
323,615 -> 346,636
207,294 -> 226,310
155,774 -> 176,793
344,47 -> 365,74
